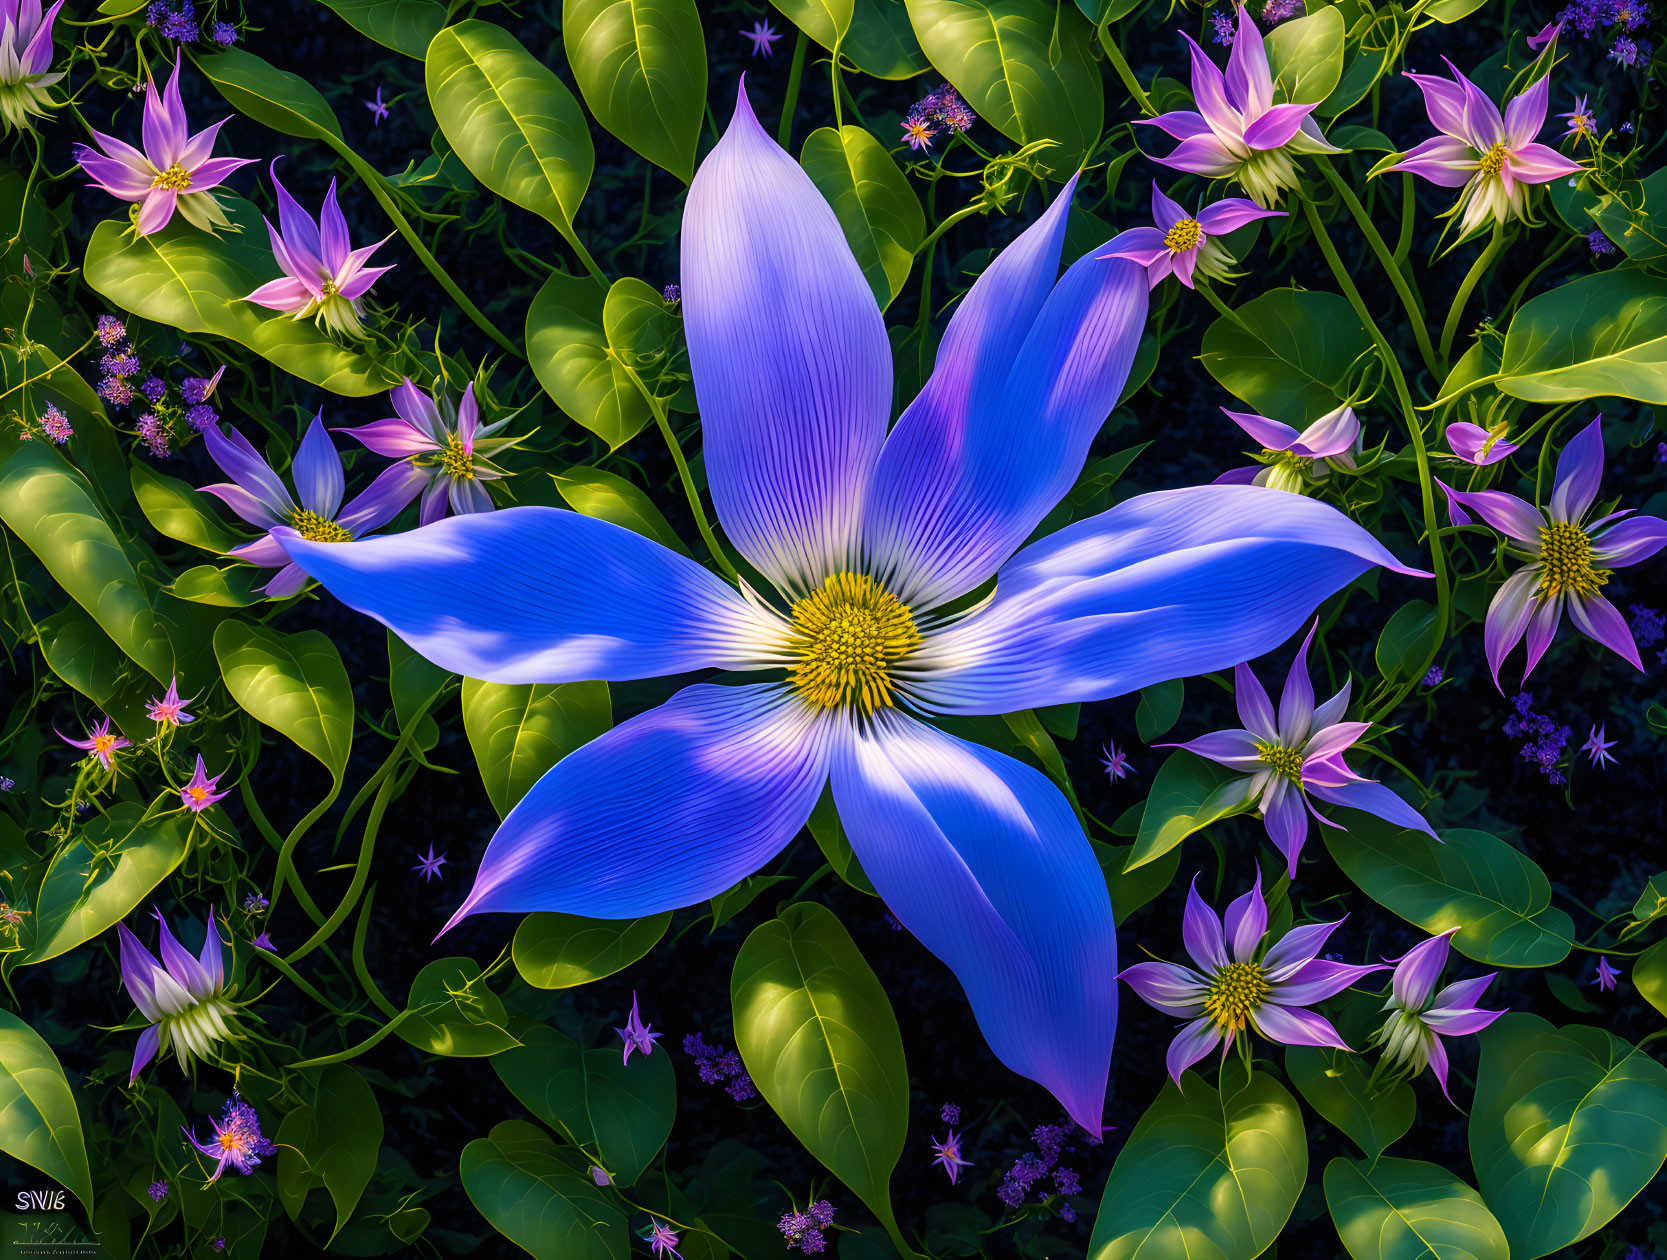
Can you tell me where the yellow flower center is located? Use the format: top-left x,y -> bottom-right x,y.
1478,142 -> 1509,178
1257,741 -> 1305,785
1536,520 -> 1609,599
152,163 -> 192,191
289,508 -> 352,543
188,787 -> 208,804
94,733 -> 117,755
788,573 -> 920,713
440,434 -> 474,480
1265,449 -> 1314,476
320,278 -> 340,298
1164,218 -> 1203,253
1202,960 -> 1270,1033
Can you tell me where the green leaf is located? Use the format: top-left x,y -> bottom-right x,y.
460,678 -> 612,816
1324,1157 -> 1508,1260
0,1010 -> 94,1217
806,788 -> 878,896
844,0 -> 930,79
83,199 -> 396,396
397,957 -> 521,1057
131,462 -> 240,553
1426,0 -> 1490,22
1125,751 -> 1248,872
1287,1045 -> 1414,1162
194,46 -> 343,142
512,912 -> 671,988
37,608 -> 154,739
318,0 -> 446,58
1322,817 -> 1574,967
167,565 -> 264,608
23,805 -> 189,966
275,1066 -> 382,1243
1496,271 -> 1667,404
554,466 -> 690,555
1264,7 -> 1345,104
1635,938 -> 1667,1019
459,1120 -> 628,1259
903,0 -> 1102,176
426,21 -> 594,242
602,277 -> 689,410
1375,600 -> 1442,684
732,903 -> 907,1235
1134,679 -> 1183,743
215,622 -> 355,782
0,442 -> 174,682
1470,1013 -> 1667,1258
801,126 -> 924,310
387,631 -> 452,732
1094,839 -> 1181,925
492,1020 -> 675,1185
1088,1069 -> 1307,1260
1621,871 -> 1667,940
562,0 -> 705,182
527,271 -> 654,449
1200,288 -> 1372,426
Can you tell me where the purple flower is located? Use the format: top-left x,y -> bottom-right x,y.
1210,10 -> 1235,43
615,991 -> 662,1065
71,60 -> 254,236
1444,420 -> 1519,465
95,314 -> 126,345
137,413 -> 171,458
662,283 -> 681,305
742,19 -> 781,57
1374,929 -> 1505,1100
901,117 -> 935,151
643,1221 -> 681,1258
251,931 -> 274,951
244,161 -> 394,340
1629,604 -> 1665,647
39,403 -> 71,443
183,1094 -> 274,1181
364,85 -> 388,125
1139,7 -> 1342,207
1101,740 -> 1136,782
1593,956 -> 1622,990
146,1180 -> 168,1202
273,85 -> 1424,1134
908,83 -> 974,134
147,677 -> 194,727
1167,624 -> 1438,872
1609,0 -> 1650,29
102,349 -> 141,377
930,1130 -> 972,1183
181,366 -> 224,405
780,1201 -> 835,1252
1582,722 -> 1618,767
180,756 -> 227,812
1261,0 -> 1303,20
412,842 -> 448,881
0,0 -> 64,133
209,19 -> 235,44
198,412 -> 424,598
1528,17 -> 1565,46
339,379 -> 514,524
1103,183 -> 1284,289
118,907 -> 239,1083
1120,873 -> 1386,1085
242,892 -> 268,914
1608,34 -> 1647,65
1502,691 -> 1572,784
1560,93 -> 1599,142
59,715 -> 129,770
589,1164 -> 611,1185
1441,417 -> 1667,687
139,375 -> 166,402
1422,665 -> 1443,686
1389,63 -> 1582,238
96,375 -> 134,406
1214,404 -> 1361,492
1589,228 -> 1617,255
940,1100 -> 961,1123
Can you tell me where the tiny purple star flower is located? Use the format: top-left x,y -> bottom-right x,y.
901,117 -> 935,151
364,85 -> 389,125
183,1095 -> 275,1181
1560,93 -> 1598,141
1593,956 -> 1622,990
1102,183 -> 1285,291
59,716 -> 130,770
930,1129 -> 973,1184
1100,740 -> 1136,782
1582,723 -> 1618,767
146,677 -> 195,727
1375,928 -> 1506,1101
615,991 -> 662,1065
412,843 -> 448,881
180,755 -> 228,812
643,1221 -> 681,1258
742,19 -> 782,57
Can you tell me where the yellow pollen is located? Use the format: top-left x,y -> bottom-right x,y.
1265,449 -> 1313,476
320,278 -> 340,298
1536,520 -> 1609,599
151,163 -> 192,191
788,573 -> 920,714
1202,960 -> 1270,1033
1478,142 -> 1508,178
440,434 -> 474,480
188,787 -> 208,804
289,508 -> 353,543
1257,741 -> 1306,785
94,733 -> 117,755
1164,218 -> 1203,253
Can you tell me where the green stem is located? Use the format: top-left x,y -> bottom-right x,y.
1439,224 -> 1504,368
287,1010 -> 415,1071
1097,25 -> 1155,116
351,886 -> 402,1020
264,779 -> 343,927
1317,161 -> 1439,378
779,31 -> 809,148
914,203 -> 984,256
1394,173 -> 1417,265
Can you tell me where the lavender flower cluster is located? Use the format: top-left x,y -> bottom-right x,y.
1557,0 -> 1654,65
996,1119 -> 1094,1218
90,314 -> 225,458
900,83 -> 975,151
145,0 -> 236,45
777,1200 -> 835,1253
1503,691 -> 1573,784
681,1032 -> 757,1101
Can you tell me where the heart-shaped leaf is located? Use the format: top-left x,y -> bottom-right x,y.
460,677 -> 612,816
1324,1156 -> 1507,1260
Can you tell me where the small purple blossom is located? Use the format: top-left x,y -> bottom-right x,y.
1262,0 -> 1303,20
96,314 -> 126,345
137,413 -> 171,458
684,1032 -> 757,1099
1582,722 -> 1618,767
180,756 -> 227,813
1121,872 -> 1386,1084
184,1094 -> 275,1181
930,1130 -> 972,1184
340,379 -> 513,524
1422,666 -> 1444,686
120,908 -> 238,1082
146,1180 -> 168,1202
39,404 -> 71,443
96,375 -> 134,406
615,991 -> 662,1065
940,1101 -> 961,1125
209,19 -> 236,44
1104,183 -> 1284,290
1561,94 -> 1599,142
642,1220 -> 681,1258
1608,34 -> 1648,65
146,678 -> 194,727
1445,420 -> 1519,465
364,85 -> 389,126
186,404 -> 219,432
242,892 -> 269,914
1503,691 -> 1573,784
742,19 -> 782,57
101,349 -> 140,377
589,1164 -> 611,1185
1593,956 -> 1623,990
1100,740 -> 1136,782
907,83 -> 975,135
412,842 -> 448,881
1374,929 -> 1506,1101
779,1201 -> 835,1253
251,931 -> 274,951
1629,604 -> 1664,647
1210,10 -> 1235,43
181,366 -> 224,405
662,283 -> 681,305
900,117 -> 935,151
59,716 -> 129,770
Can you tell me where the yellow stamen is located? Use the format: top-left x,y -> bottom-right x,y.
320,278 -> 340,298
1478,142 -> 1508,178
1164,217 -> 1203,253
151,163 -> 192,191
1536,520 -> 1609,599
94,733 -> 117,755
1257,742 -> 1305,785
289,508 -> 352,543
440,434 -> 474,480
1202,960 -> 1270,1033
788,573 -> 920,714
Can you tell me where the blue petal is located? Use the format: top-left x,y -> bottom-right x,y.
293,411 -> 344,519
681,84 -> 891,596
276,507 -> 787,684
442,684 -> 831,930
909,485 -> 1426,712
862,196 -> 1150,610
830,711 -> 1117,1132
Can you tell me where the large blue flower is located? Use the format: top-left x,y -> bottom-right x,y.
277,87 -> 1422,1129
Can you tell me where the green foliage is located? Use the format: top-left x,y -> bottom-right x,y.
459,678 -> 612,816
0,1010 -> 95,1216
512,912 -> 671,989
1324,1157 -> 1508,1260
459,1120 -> 629,1259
